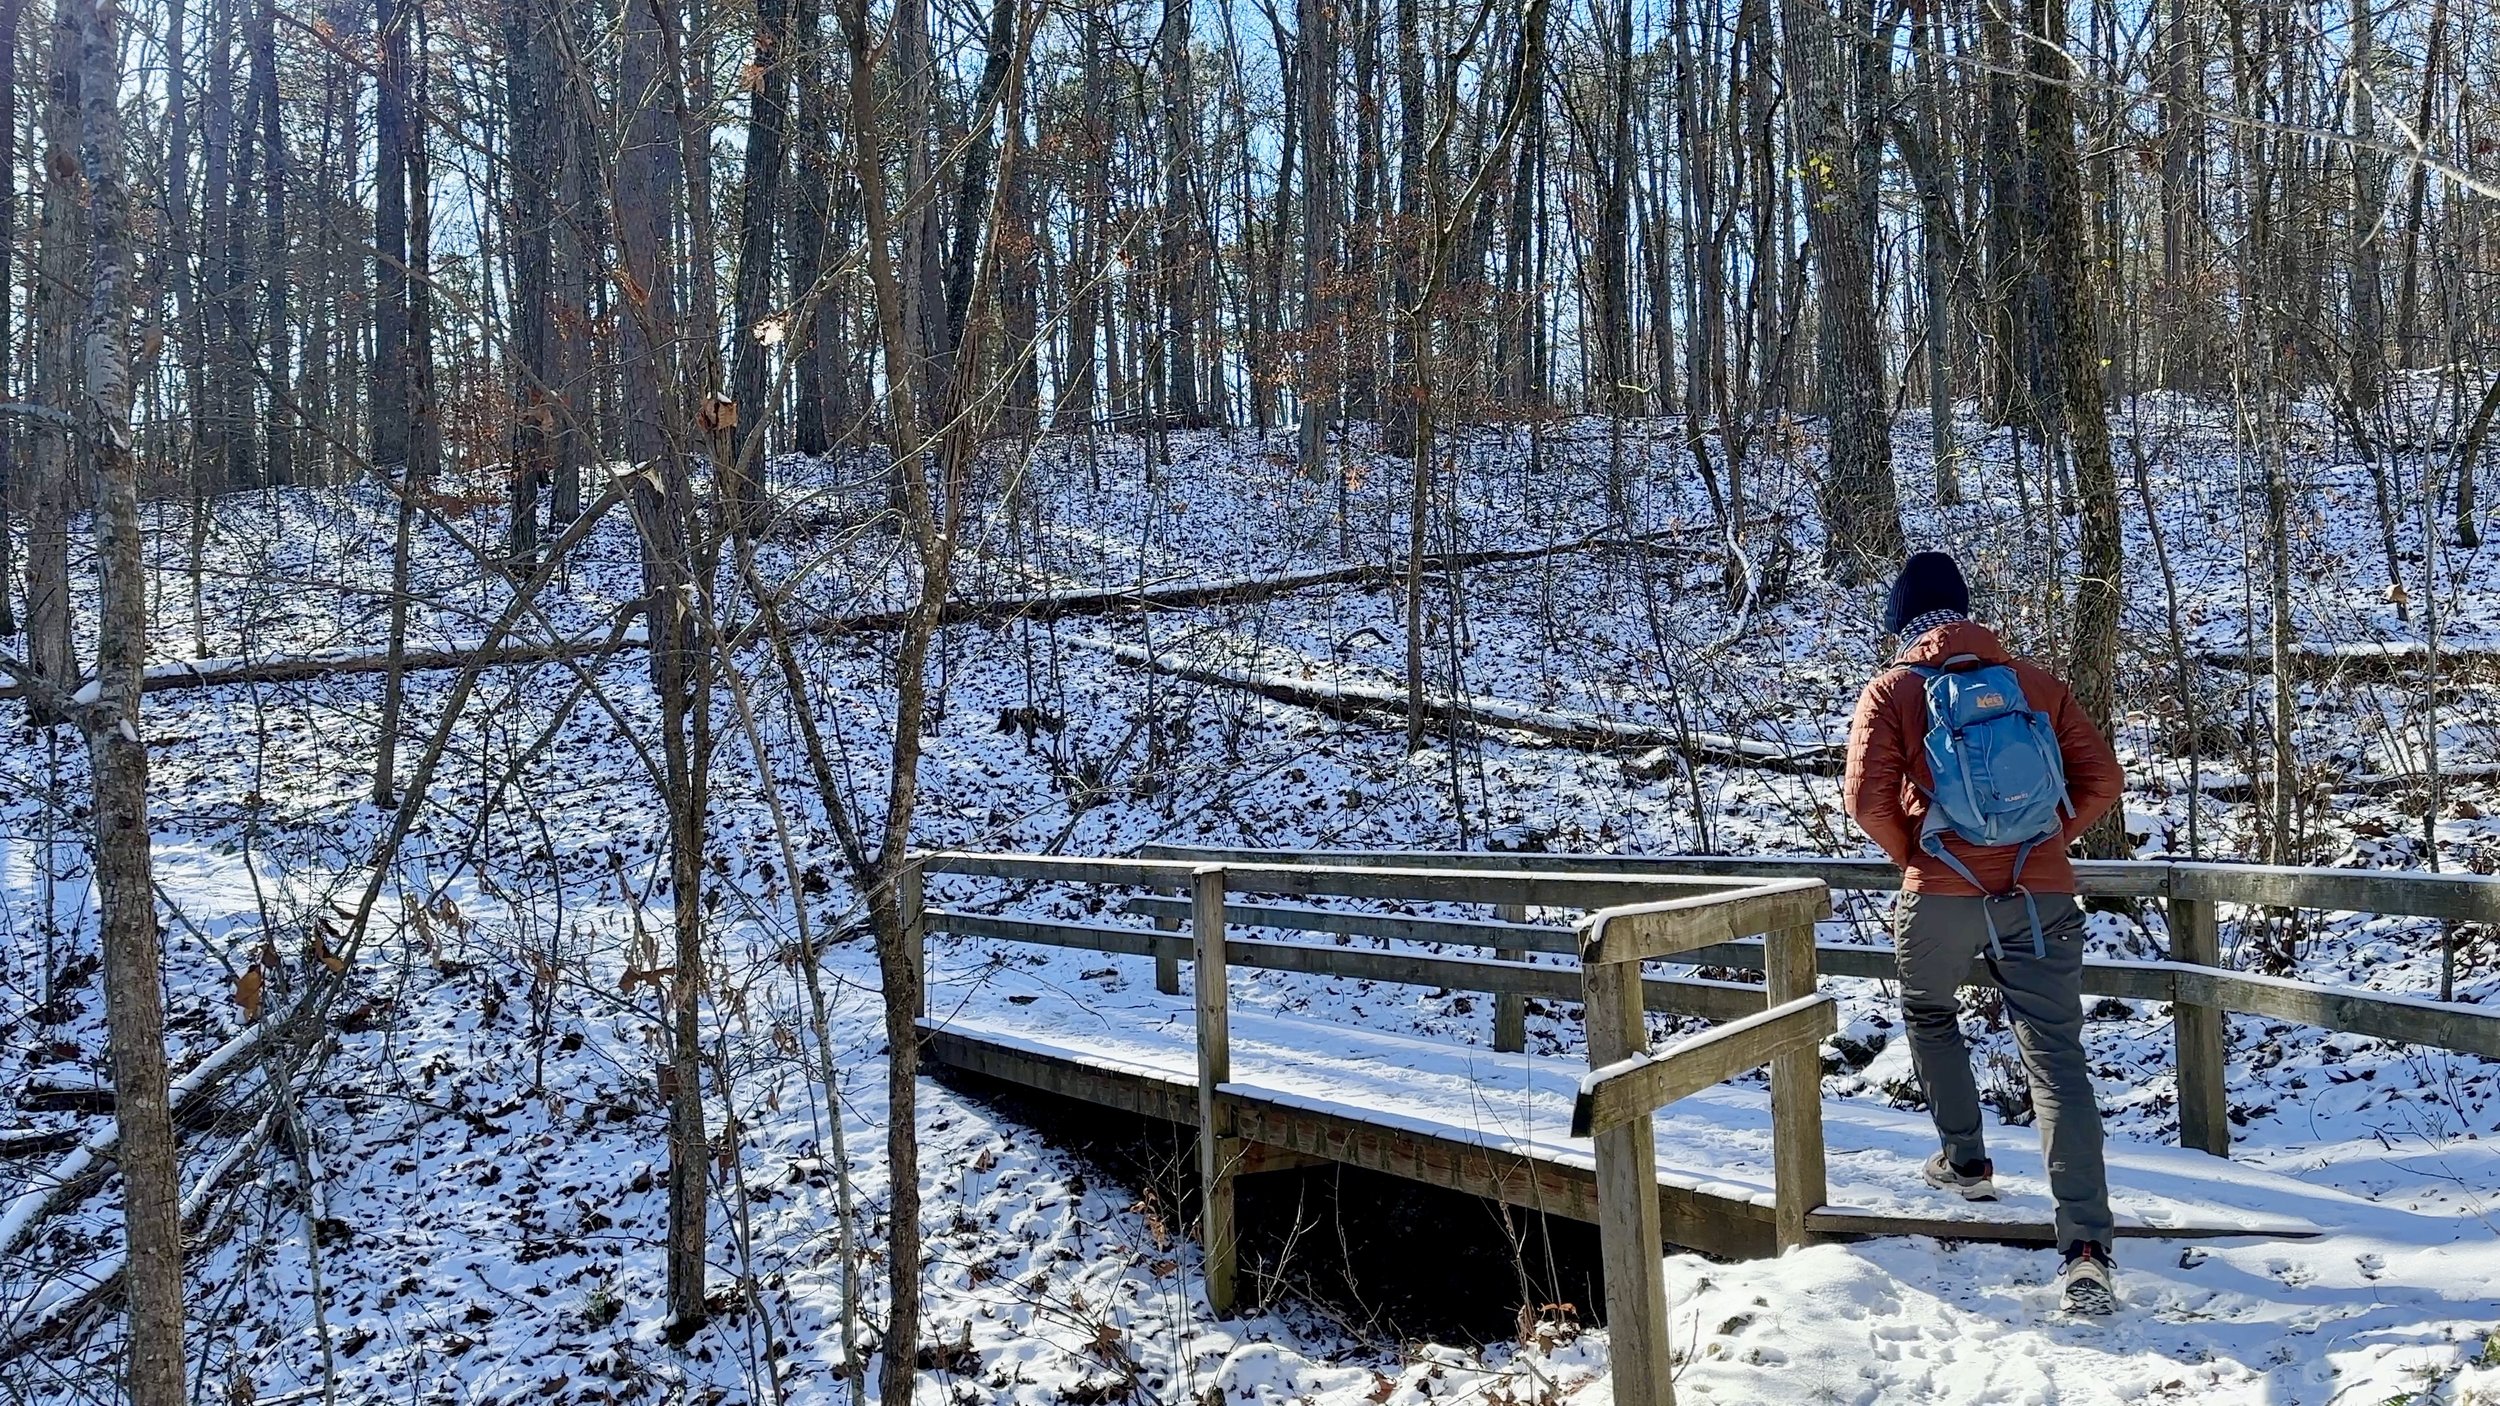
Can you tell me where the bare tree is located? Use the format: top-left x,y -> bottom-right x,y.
504,0 -> 557,567
72,0 -> 186,1397
1297,0 -> 1338,480
372,0 -> 416,805
1778,0 -> 1903,581
0,0 -> 19,641
728,0 -> 795,528
2025,0 -> 2122,857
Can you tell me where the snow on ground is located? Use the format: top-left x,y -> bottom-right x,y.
3,404 -> 2498,1403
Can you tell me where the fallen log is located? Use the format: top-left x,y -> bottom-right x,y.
1071,637 -> 1844,774
2143,761 -> 2500,803
0,1021 -> 270,1260
2196,640 -> 2500,678
15,1077 -> 115,1115
0,1104 -> 276,1357
0,532 -> 1704,702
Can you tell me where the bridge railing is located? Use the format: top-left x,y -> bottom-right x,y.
915,852 -> 1840,1338
1140,846 -> 2500,1158
1571,885 -> 1836,1406
914,847 -> 2494,1406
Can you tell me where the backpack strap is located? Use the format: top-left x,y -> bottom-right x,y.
1921,831 -> 2053,960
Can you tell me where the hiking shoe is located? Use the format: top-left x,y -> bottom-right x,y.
1921,1150 -> 1998,1201
2058,1241 -> 2118,1315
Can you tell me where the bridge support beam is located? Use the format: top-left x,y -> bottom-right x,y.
1194,866 -> 1241,1316
899,860 -> 927,1018
1584,957 -> 1674,1406
1495,903 -> 1528,1053
2169,895 -> 2230,1156
1766,923 -> 1829,1250
1154,911 -> 1182,996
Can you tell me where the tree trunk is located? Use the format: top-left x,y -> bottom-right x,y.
788,0 -> 836,456
26,0 -> 87,698
728,0 -> 794,529
1979,0 -> 2028,423
217,0 -> 255,491
68,0 -> 186,1397
372,0 -> 414,807
1596,0 -> 1632,422
504,0 -> 556,567
2345,0 -> 2385,419
1778,0 -> 1903,582
1297,0 -> 1337,479
615,0 -> 710,1337
550,7 -> 597,522
2026,0 -> 2123,854
403,1 -> 436,491
898,0 -> 947,421
1912,0 -> 1960,504
1055,8 -> 1108,430
250,0 -> 290,486
2392,0 -> 2446,373
2157,0 -> 2200,388
0,0 -> 21,640
1161,0 -> 1202,427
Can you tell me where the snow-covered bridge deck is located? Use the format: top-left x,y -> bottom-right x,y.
921,986 -> 2327,1254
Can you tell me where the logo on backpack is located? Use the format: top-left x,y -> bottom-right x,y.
1911,655 -> 2073,903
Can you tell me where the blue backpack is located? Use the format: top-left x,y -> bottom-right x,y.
1911,655 -> 2074,955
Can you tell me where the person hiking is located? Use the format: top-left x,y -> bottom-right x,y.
1842,551 -> 2127,1315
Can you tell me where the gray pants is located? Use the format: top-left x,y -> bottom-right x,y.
1894,891 -> 2114,1251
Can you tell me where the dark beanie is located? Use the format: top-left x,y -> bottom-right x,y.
1882,551 -> 1970,633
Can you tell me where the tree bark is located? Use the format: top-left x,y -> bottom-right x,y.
614,0 -> 712,1336
729,0 -> 794,525
1777,0 -> 1902,582
67,0 -> 186,1397
0,0 -> 14,640
1055,8 -> 1109,430
1911,0 -> 1960,504
1160,0 -> 1202,427
2026,0 -> 2122,854
26,0 -> 87,699
1297,0 -> 1338,479
372,0 -> 416,806
504,0 -> 557,568
250,0 -> 290,486
2345,0 -> 2385,419
2156,0 -> 2202,388
788,0 -> 838,456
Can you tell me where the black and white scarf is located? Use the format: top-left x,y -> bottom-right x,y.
1898,608 -> 1967,641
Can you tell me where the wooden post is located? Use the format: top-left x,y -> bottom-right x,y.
1154,910 -> 1182,995
1193,865 -> 1240,1315
898,859 -> 927,1018
1495,902 -> 1528,1053
2169,895 -> 2230,1156
1764,923 -> 1828,1250
1584,957 -> 1674,1406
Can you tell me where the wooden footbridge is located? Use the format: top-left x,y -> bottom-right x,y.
903,847 -> 2500,1405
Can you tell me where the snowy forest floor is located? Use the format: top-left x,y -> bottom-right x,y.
5,397 -> 2500,1404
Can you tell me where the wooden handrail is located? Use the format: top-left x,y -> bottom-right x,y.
937,849 -> 2500,1160
1576,881 -> 1833,965
1141,844 -> 2500,921
1571,993 -> 1838,1138
925,907 -> 1771,1020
